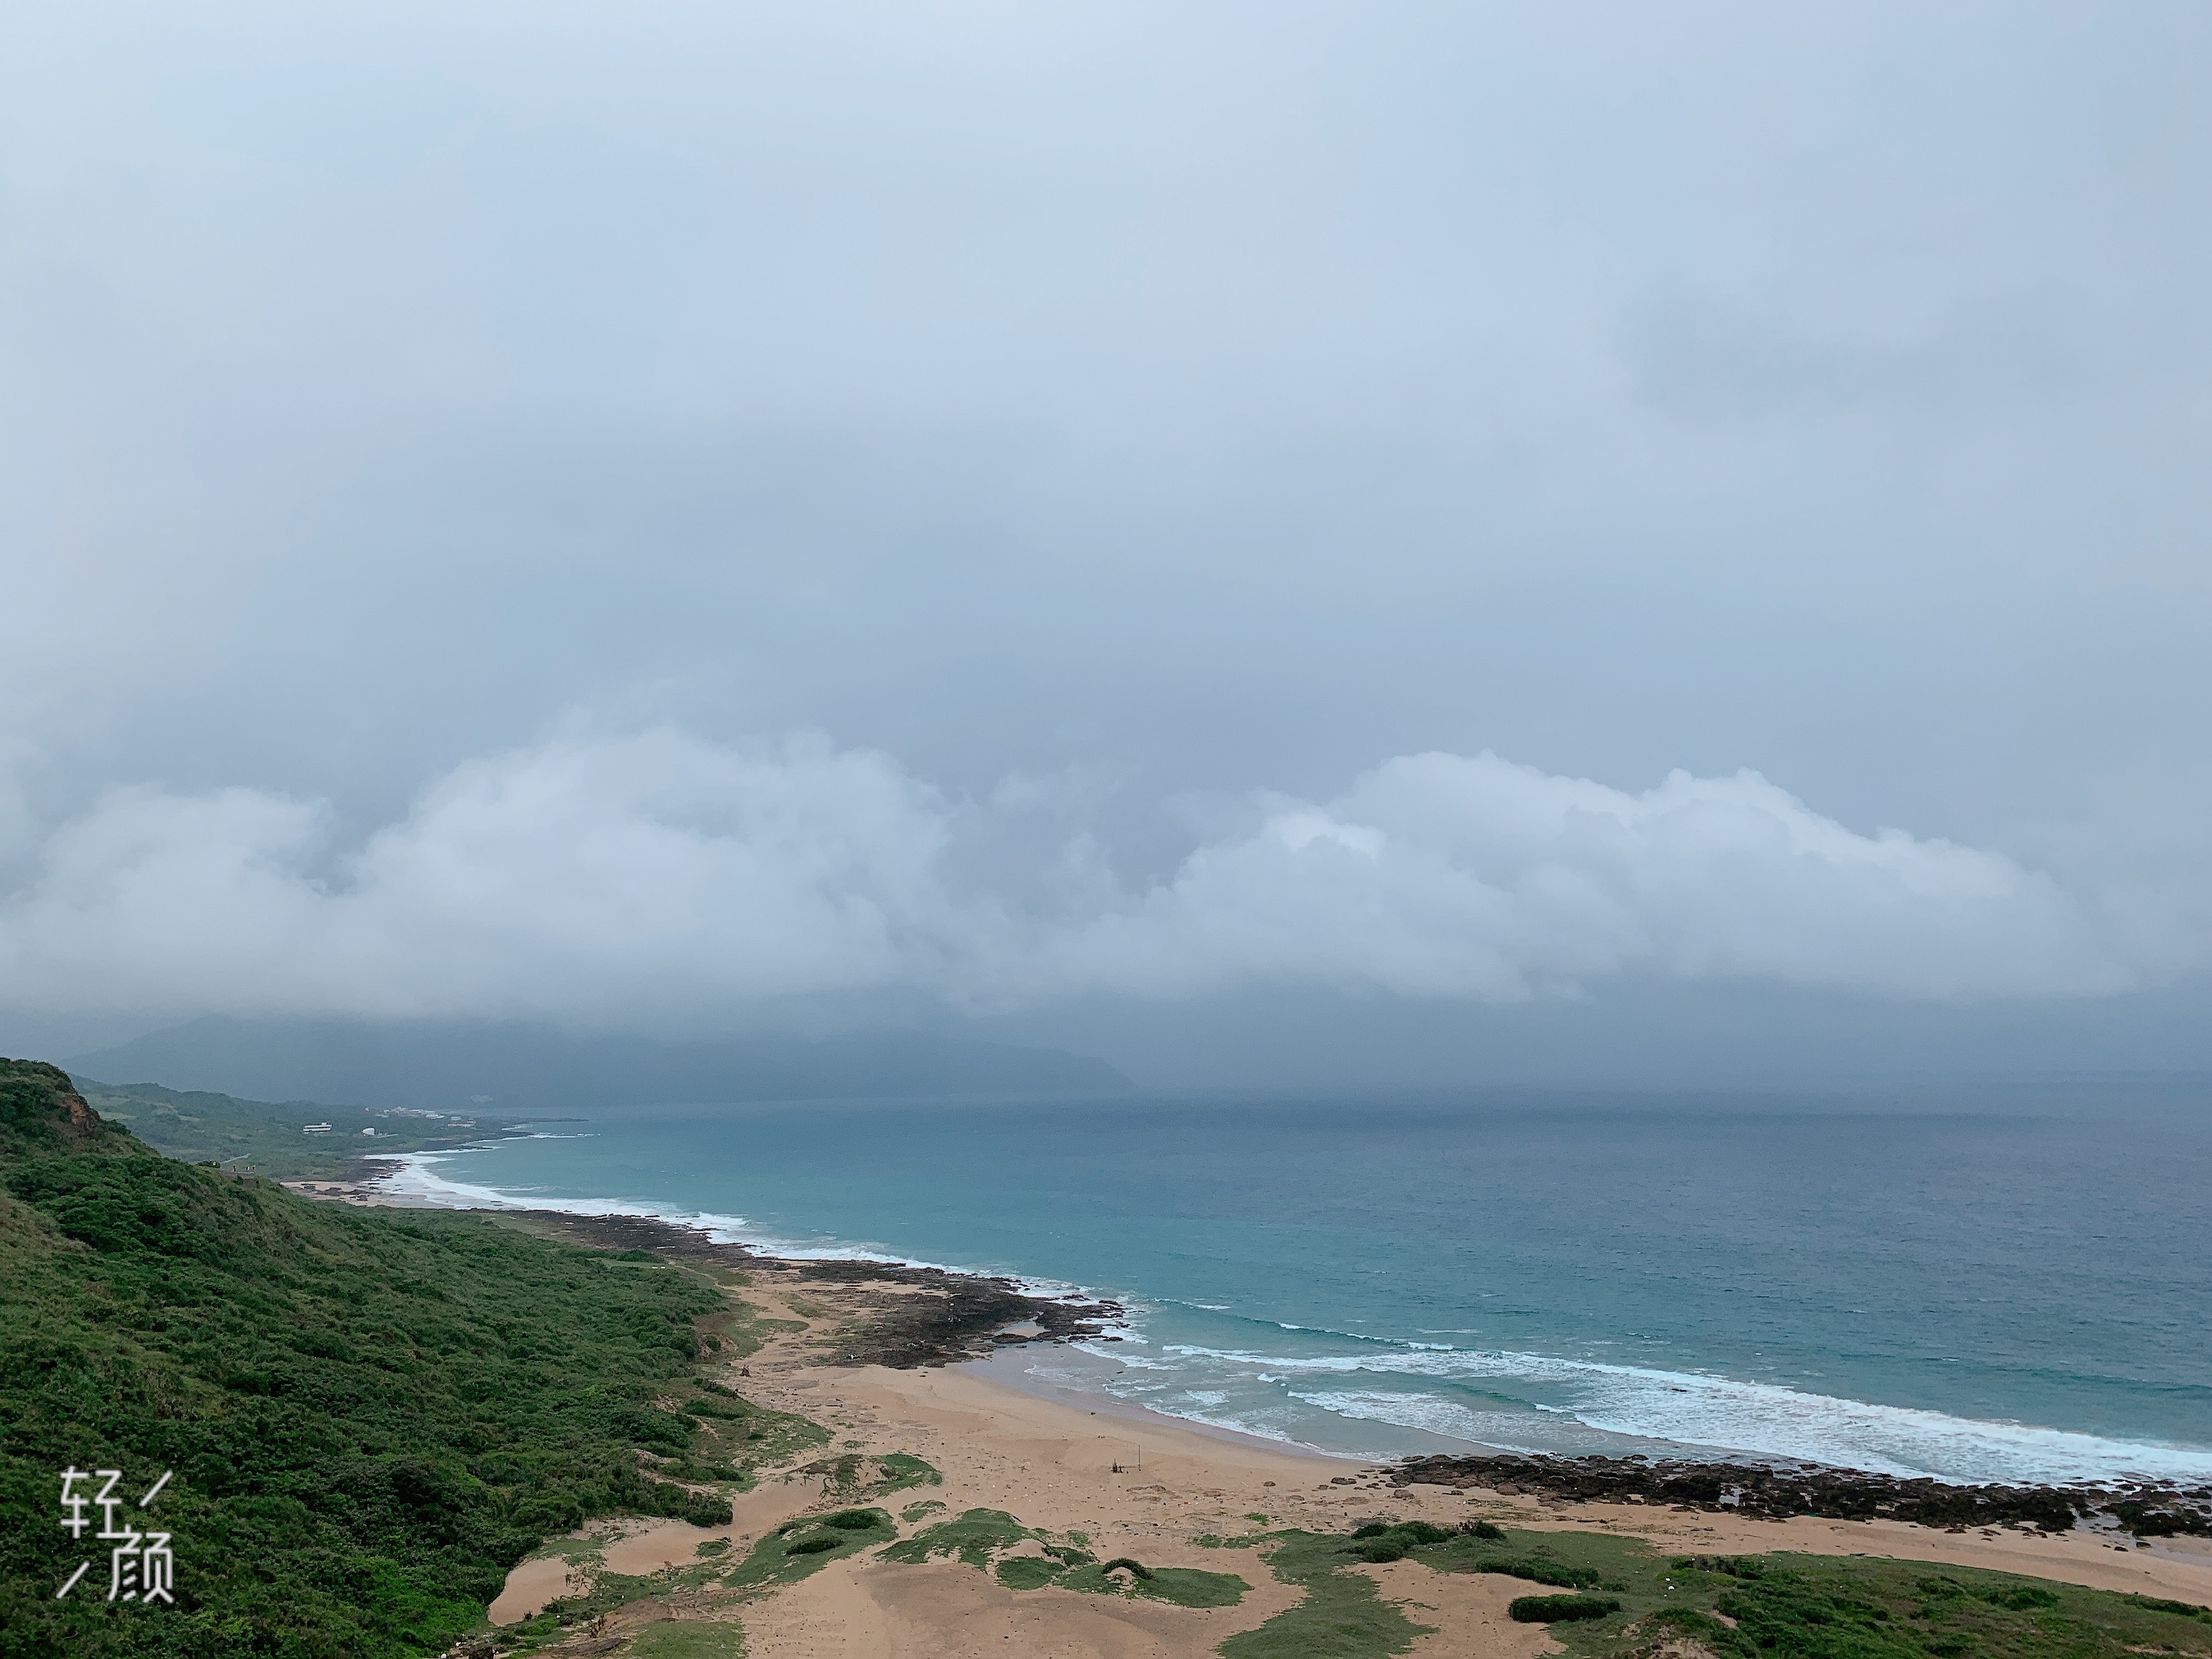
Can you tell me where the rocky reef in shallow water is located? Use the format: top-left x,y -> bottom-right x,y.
510,1208 -> 1123,1368
1389,1452 -> 2212,1538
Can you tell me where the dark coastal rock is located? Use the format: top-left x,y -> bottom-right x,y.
1387,1452 -> 2212,1538
508,1209 -> 1123,1369
761,1254 -> 1121,1368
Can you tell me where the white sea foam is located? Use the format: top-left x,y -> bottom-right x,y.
1292,1389 -> 1576,1450
1078,1346 -> 1177,1371
370,1147 -> 2212,1490
372,1148 -> 1114,1310
1123,1339 -> 2212,1486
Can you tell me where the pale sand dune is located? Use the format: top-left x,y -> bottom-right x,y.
596,1484 -> 823,1578
1355,1559 -> 1561,1659
743,1555 -> 1306,1659
487,1552 -> 581,1625
488,1479 -> 821,1624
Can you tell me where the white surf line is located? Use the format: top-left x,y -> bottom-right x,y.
1110,1342 -> 2212,1488
367,1147 -> 1123,1314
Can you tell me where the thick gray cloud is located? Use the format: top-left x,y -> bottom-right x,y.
2,2 -> 2207,1076
0,731 -> 2182,1028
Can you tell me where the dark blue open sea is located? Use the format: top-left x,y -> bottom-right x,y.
388,1088 -> 2212,1487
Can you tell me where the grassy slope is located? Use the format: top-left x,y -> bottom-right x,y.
1519,1541 -> 2212,1659
1217,1529 -> 1432,1657
1221,1520 -> 2212,1659
0,1059 -> 786,1659
878,1506 -> 1250,1609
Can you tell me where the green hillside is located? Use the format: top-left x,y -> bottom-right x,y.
75,1078 -> 519,1182
0,1058 -> 776,1659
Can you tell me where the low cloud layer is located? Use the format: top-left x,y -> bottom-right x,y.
4,5 -> 2209,1072
0,731 -> 2157,1028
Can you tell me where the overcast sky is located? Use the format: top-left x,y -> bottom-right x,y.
4,2 -> 2209,1082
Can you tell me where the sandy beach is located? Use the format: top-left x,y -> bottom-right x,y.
436,1219 -> 2212,1657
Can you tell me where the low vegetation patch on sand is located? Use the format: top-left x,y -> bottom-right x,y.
1215,1521 -> 2212,1659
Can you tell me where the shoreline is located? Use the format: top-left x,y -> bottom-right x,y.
300,1162 -> 2212,1519
335,1144 -> 1118,1303
482,1217 -> 2212,1654
270,1178 -> 2212,1653
317,1154 -> 2212,1502
958,1345 -> 1359,1465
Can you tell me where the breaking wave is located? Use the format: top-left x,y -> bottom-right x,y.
1075,1333 -> 2212,1486
372,1146 -> 1118,1313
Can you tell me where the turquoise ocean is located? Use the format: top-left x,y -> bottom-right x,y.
385,1089 -> 2212,1488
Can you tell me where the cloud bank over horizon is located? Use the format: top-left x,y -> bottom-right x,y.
5,3 -> 2210,1071
0,730 -> 2172,1031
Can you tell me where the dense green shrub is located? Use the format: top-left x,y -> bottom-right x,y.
0,1059 -> 747,1657
879,1508 -> 1040,1568
1511,1594 -> 1623,1623
718,1508 -> 894,1594
1347,1518 -> 1453,1560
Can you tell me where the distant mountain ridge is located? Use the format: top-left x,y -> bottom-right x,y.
67,1016 -> 1132,1114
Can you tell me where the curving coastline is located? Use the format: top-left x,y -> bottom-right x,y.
357,1149 -> 2212,1504
404,1190 -> 2212,1550
250,1160 -> 2212,1646
512,1200 -> 2212,1545
361,1097 -> 2212,1495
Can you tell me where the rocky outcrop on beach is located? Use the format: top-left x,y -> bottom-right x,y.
774,1253 -> 1124,1368
507,1208 -> 1124,1369
1389,1452 -> 2212,1538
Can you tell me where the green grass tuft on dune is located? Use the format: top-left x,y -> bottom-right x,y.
720,1508 -> 896,1593
1217,1517 -> 2212,1659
